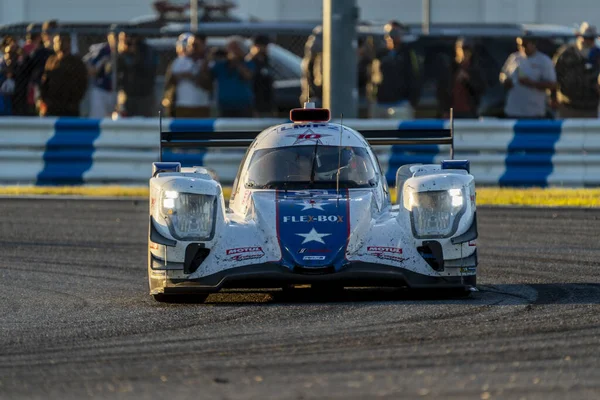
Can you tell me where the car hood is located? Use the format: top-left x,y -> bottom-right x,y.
248,189 -> 374,270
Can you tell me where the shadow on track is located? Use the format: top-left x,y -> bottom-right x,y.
149,283 -> 600,306
154,287 -> 481,307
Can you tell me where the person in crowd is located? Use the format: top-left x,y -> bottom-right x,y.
163,33 -> 211,118
29,20 -> 57,115
39,34 -> 88,117
200,36 -> 255,117
553,22 -> 600,118
368,20 -> 421,119
300,32 -> 323,106
22,24 -> 40,56
162,32 -> 190,117
0,44 -> 15,116
357,36 -> 375,118
246,34 -> 275,117
0,40 -> 30,116
83,25 -> 118,119
116,29 -> 158,117
499,35 -> 556,119
436,37 -> 486,118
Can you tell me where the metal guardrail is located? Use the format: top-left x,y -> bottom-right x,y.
0,117 -> 598,187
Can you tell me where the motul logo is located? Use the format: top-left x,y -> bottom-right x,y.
283,215 -> 343,223
226,247 -> 263,255
367,247 -> 402,254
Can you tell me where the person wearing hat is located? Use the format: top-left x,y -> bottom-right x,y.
552,22 -> 600,118
162,33 -> 211,118
436,37 -> 486,119
82,24 -> 120,118
499,35 -> 557,119
368,20 -> 421,119
246,34 -> 274,117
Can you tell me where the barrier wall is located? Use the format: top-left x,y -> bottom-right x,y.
1,116 -> 599,187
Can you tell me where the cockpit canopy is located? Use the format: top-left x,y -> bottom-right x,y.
244,145 -> 378,190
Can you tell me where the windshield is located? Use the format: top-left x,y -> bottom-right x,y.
244,145 -> 378,189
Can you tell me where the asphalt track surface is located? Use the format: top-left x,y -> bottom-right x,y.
1,199 -> 600,400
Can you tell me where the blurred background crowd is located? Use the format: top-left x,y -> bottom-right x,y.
1,10 -> 600,119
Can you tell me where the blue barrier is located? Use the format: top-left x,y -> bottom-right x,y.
499,120 -> 563,187
36,118 -> 102,185
0,117 -> 597,187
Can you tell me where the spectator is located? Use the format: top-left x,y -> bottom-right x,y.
368,21 -> 421,119
200,36 -> 255,117
28,20 -> 57,115
553,22 -> 600,118
163,33 -> 211,118
357,36 -> 375,118
300,32 -> 323,106
499,36 -> 556,119
39,34 -> 88,117
246,34 -> 275,117
22,24 -> 40,56
0,46 -> 15,116
116,30 -> 158,117
436,37 -> 486,118
83,25 -> 118,119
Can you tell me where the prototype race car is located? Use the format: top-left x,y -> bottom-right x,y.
148,104 -> 478,302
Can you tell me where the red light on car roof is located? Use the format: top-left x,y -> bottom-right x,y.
290,108 -> 331,122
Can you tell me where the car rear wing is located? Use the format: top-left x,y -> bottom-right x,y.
159,108 -> 455,161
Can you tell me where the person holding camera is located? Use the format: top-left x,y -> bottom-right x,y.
163,33 -> 211,118
199,36 -> 255,118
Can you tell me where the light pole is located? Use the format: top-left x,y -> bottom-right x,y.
322,0 -> 359,118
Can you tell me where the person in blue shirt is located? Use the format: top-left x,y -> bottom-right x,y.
200,36 -> 255,117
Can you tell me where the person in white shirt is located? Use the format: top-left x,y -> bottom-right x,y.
163,33 -> 211,118
499,36 -> 557,119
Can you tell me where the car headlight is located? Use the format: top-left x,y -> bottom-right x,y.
160,190 -> 216,241
404,188 -> 465,238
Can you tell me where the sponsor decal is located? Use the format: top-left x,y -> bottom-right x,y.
367,246 -> 405,263
280,124 -> 339,132
225,247 -> 265,261
298,248 -> 331,254
303,256 -> 326,261
149,242 -> 159,250
286,130 -> 332,145
150,197 -> 156,208
367,246 -> 403,254
283,215 -> 343,223
468,241 -> 476,247
460,267 -> 477,274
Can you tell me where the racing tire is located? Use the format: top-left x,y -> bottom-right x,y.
152,293 -> 209,303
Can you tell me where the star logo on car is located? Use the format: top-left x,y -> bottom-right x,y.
298,199 -> 326,211
296,228 -> 331,244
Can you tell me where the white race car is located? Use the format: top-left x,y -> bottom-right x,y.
148,104 -> 478,302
